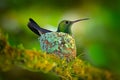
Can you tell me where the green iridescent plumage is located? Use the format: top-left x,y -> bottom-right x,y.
57,18 -> 89,35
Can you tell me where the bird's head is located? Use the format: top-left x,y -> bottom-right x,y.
57,18 -> 89,35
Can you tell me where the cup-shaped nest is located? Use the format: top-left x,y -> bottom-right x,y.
39,32 -> 76,60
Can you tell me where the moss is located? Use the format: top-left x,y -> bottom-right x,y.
0,31 -> 118,80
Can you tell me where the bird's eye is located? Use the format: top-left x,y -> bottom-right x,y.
65,21 -> 69,24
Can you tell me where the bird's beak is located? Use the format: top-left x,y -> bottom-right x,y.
72,18 -> 89,23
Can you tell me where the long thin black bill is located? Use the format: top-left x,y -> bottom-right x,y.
72,18 -> 89,23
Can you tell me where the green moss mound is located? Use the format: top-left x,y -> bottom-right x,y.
0,31 -> 118,80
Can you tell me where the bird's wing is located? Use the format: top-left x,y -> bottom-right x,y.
27,18 -> 52,36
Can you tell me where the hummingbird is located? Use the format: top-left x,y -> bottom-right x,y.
27,18 -> 89,60
28,18 -> 89,36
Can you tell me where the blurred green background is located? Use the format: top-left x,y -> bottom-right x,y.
0,0 -> 120,78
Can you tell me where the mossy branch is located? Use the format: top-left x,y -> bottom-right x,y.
0,31 -> 117,80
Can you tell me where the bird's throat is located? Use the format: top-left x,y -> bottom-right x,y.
65,25 -> 72,35
57,24 -> 72,35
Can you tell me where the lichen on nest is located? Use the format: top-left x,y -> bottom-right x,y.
39,32 -> 76,60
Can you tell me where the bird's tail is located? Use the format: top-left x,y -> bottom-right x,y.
27,18 -> 52,36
